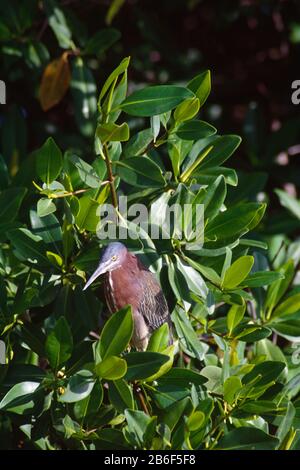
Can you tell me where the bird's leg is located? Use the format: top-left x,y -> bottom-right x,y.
89,331 -> 100,340
133,382 -> 150,415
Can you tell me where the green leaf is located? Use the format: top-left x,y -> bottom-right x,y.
175,255 -> 208,299
35,137 -> 63,185
242,361 -> 285,387
115,156 -> 166,188
59,370 -> 95,403
0,381 -> 41,415
184,256 -> 221,285
37,198 -> 56,217
240,400 -> 280,414
75,195 -> 100,232
176,120 -> 217,141
222,256 -> 254,290
195,174 -> 227,222
124,128 -> 153,157
45,316 -> 73,370
194,166 -> 238,186
74,381 -> 103,420
174,97 -> 200,122
96,428 -> 130,450
30,209 -> 62,245
120,85 -> 194,117
187,411 -> 205,432
105,0 -> 126,25
99,57 -> 130,103
223,376 -> 242,405
147,323 -> 170,353
235,325 -> 272,342
187,70 -> 211,107
0,187 -> 27,222
271,319 -> 300,339
7,228 -> 52,267
44,0 -> 73,49
227,302 -> 246,335
124,409 -> 157,448
46,250 -> 63,268
98,306 -> 133,360
205,203 -> 264,241
124,351 -> 169,381
264,260 -> 295,313
275,188 -> 300,220
69,154 -> 101,189
199,135 -> 242,170
272,293 -> 300,319
256,338 -> 287,365
200,366 -> 222,393
108,379 -> 134,413
150,115 -> 160,142
145,345 -> 174,382
162,397 -> 193,432
95,356 -> 127,380
84,28 -> 121,56
96,122 -> 129,143
157,367 -> 207,387
241,271 -> 284,288
276,402 -> 296,447
216,427 -> 279,450
71,58 -> 97,137
172,308 -> 208,361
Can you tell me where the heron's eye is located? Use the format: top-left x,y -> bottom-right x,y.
111,255 -> 117,261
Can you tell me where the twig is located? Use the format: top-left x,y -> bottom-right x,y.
103,143 -> 118,209
51,182 -> 109,199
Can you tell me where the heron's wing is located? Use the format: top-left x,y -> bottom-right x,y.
138,270 -> 171,333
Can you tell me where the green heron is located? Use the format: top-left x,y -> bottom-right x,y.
83,242 -> 172,350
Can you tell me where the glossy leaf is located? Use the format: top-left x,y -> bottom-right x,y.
174,97 -> 200,122
59,370 -> 95,403
216,428 -> 279,450
241,271 -> 284,288
7,228 -> 52,267
187,70 -> 211,106
222,256 -> 254,290
45,316 -> 73,370
227,302 -> 246,335
272,293 -> 300,319
69,154 -> 101,189
124,351 -> 169,381
71,57 -> 97,137
96,122 -> 129,143
98,306 -> 133,360
115,156 -> 166,188
95,356 -> 127,380
35,137 -> 63,185
120,85 -> 194,117
176,120 -> 216,141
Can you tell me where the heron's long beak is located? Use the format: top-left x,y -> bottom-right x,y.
83,260 -> 112,291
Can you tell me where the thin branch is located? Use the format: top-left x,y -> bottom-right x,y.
51,182 -> 109,199
103,143 -> 118,209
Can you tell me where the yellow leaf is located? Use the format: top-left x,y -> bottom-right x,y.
39,52 -> 71,111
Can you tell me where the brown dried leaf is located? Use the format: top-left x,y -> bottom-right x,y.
39,52 -> 71,111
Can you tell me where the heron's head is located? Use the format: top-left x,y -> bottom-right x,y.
83,242 -> 128,291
